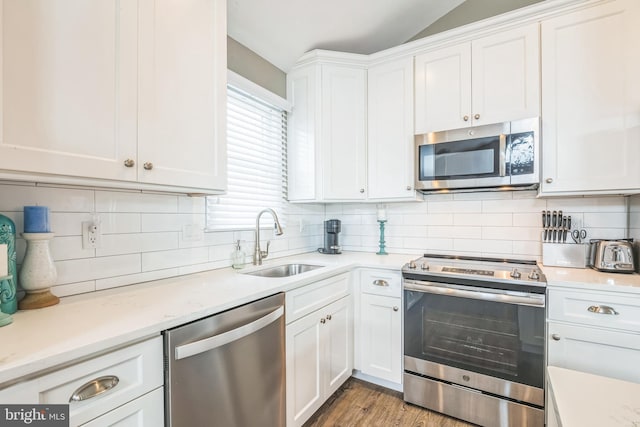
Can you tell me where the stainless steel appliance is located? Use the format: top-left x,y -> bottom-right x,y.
164,293 -> 285,427
318,219 -> 342,254
589,239 -> 635,273
402,254 -> 546,427
415,117 -> 539,193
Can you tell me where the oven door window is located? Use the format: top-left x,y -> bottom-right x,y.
404,290 -> 544,388
419,136 -> 502,181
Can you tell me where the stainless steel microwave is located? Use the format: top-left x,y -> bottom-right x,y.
415,117 -> 539,192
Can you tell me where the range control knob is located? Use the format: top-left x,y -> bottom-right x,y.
528,270 -> 540,280
421,262 -> 429,271
408,260 -> 417,269
510,268 -> 521,279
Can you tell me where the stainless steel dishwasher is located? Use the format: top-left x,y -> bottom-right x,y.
164,293 -> 285,427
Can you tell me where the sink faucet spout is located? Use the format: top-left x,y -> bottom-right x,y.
254,208 -> 284,265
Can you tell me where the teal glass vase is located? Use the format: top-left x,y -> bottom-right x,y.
0,214 -> 17,314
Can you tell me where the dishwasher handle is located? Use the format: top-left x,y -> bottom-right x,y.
174,306 -> 284,360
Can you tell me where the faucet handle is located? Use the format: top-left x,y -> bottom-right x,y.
261,240 -> 271,260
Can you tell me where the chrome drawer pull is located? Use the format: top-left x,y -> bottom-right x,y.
69,375 -> 119,402
551,334 -> 561,341
587,305 -> 619,315
373,279 -> 389,287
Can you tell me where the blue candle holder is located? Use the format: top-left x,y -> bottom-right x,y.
376,220 -> 388,255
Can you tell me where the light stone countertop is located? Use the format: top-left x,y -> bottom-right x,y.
541,265 -> 640,295
548,366 -> 640,426
0,251 -> 412,387
1,250 -> 639,388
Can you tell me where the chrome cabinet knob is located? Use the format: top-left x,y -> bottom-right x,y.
551,334 -> 561,341
123,159 -> 135,168
546,178 -> 553,184
406,186 -> 412,191
463,115 -> 469,121
320,318 -> 326,324
393,306 -> 399,312
474,114 -> 480,120
143,162 -> 154,170
359,188 -> 365,193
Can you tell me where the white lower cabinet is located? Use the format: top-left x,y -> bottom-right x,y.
356,269 -> 402,388
547,287 -> 640,383
285,274 -> 352,427
82,388 -> 164,427
0,336 -> 164,427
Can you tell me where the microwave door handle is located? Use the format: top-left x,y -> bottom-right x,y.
499,134 -> 507,177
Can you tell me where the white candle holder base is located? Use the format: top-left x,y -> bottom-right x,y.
18,233 -> 59,310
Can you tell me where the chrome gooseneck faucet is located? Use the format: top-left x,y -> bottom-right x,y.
253,208 -> 284,265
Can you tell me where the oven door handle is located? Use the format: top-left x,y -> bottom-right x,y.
404,280 -> 545,307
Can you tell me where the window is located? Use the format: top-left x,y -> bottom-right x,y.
206,72 -> 289,230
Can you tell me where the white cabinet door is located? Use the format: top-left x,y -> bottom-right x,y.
547,321 -> 640,383
286,294 -> 353,427
286,308 -> 324,427
414,43 -> 471,134
320,64 -> 367,200
81,387 -> 164,427
471,23 -> 540,126
138,0 -> 226,191
360,294 -> 402,384
324,295 -> 353,396
0,0 -> 138,181
415,24 -> 540,134
287,66 -> 318,201
367,58 -> 415,200
540,0 -> 640,195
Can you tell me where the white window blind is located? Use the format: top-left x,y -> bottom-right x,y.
206,84 -> 287,229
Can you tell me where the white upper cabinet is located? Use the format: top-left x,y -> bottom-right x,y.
415,23 -> 540,133
321,65 -> 367,201
0,0 -> 138,182
0,0 -> 226,194
138,0 -> 227,191
415,43 -> 471,134
367,57 -> 415,200
286,58 -> 367,202
540,0 -> 640,195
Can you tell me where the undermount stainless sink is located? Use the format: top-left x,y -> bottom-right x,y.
243,263 -> 324,278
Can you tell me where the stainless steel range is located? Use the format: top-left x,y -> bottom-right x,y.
402,254 -> 546,427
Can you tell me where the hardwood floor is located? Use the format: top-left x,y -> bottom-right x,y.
303,378 -> 474,427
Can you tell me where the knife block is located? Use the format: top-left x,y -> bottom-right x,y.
542,243 -> 589,268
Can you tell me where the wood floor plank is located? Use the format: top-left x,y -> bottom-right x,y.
304,378 -> 474,427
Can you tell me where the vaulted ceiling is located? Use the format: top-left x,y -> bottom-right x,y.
227,0 -> 465,72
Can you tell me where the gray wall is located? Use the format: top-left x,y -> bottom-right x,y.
408,0 -> 543,41
227,36 -> 286,98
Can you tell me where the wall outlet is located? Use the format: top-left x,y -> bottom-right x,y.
182,224 -> 204,242
82,220 -> 101,249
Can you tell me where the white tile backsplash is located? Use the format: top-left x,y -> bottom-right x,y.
0,181 -> 632,299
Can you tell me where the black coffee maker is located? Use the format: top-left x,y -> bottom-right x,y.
318,219 -> 341,254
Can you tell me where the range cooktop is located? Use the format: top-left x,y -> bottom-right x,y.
402,254 -> 547,290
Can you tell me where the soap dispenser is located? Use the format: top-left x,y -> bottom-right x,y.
231,240 -> 246,269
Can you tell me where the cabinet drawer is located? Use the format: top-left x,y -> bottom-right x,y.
548,288 -> 640,333
286,273 -> 350,324
360,269 -> 401,298
81,387 -> 164,427
0,336 -> 163,427
547,321 -> 640,383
